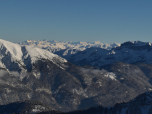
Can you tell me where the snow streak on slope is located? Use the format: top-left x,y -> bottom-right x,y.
25,46 -> 67,63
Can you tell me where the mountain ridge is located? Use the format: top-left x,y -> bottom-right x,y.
67,41 -> 152,67
17,40 -> 121,59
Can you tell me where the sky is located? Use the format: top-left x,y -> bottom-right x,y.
0,0 -> 152,43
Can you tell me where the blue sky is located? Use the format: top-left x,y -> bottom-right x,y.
0,0 -> 152,43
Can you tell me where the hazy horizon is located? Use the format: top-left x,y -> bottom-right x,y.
1,0 -> 152,43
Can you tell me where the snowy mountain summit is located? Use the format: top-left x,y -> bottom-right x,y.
0,39 -> 67,74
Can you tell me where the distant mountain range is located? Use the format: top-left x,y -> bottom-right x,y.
17,40 -> 120,59
17,40 -> 152,67
0,39 -> 152,113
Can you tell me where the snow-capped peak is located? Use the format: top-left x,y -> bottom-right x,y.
0,39 -> 23,61
0,39 -> 67,73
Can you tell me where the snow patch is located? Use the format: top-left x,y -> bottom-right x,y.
31,105 -> 46,113
104,72 -> 117,81
27,93 -> 32,99
32,71 -> 41,79
36,88 -> 52,94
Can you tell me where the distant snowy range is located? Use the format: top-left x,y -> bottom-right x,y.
17,40 -> 120,60
1,39 -> 152,113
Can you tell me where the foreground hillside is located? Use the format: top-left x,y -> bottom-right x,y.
0,100 -> 58,114
38,92 -> 152,114
64,92 -> 152,114
2,92 -> 152,114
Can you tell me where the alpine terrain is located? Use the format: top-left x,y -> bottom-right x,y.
0,39 -> 152,113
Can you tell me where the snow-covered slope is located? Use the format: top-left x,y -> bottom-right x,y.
17,40 -> 120,59
0,39 -> 67,73
68,41 -> 152,67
